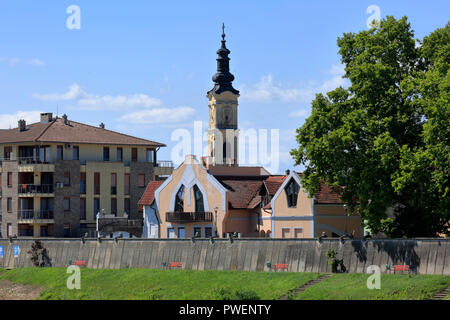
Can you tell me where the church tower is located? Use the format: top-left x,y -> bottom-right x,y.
207,24 -> 240,166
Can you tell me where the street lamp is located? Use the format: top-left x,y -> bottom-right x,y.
343,204 -> 348,237
213,206 -> 219,237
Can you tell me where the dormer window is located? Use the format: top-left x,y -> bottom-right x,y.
174,185 -> 185,213
193,185 -> 204,213
285,179 -> 300,207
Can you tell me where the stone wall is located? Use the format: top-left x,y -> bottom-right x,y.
0,238 -> 448,275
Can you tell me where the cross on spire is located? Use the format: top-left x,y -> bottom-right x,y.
222,23 -> 225,41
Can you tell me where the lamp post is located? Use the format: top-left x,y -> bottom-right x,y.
343,204 -> 348,236
213,206 -> 219,237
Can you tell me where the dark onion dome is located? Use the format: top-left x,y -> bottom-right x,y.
208,23 -> 240,95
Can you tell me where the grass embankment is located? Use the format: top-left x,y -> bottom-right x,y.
0,268 -> 321,300
293,273 -> 450,300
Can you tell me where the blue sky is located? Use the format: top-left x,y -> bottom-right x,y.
0,1 -> 448,173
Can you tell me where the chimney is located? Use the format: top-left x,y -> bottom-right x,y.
40,113 -> 53,123
285,169 -> 290,176
18,119 -> 26,132
99,123 -> 105,129
62,114 -> 69,125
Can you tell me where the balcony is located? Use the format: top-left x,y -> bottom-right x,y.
154,160 -> 174,176
17,210 -> 54,222
18,184 -> 54,196
17,157 -> 55,172
166,211 -> 213,223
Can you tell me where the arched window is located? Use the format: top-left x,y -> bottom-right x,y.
284,179 -> 300,207
193,185 -> 205,213
174,185 -> 185,213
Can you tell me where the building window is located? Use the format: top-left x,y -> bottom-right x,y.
73,146 -> 79,160
7,198 -> 12,213
94,198 -> 100,218
94,172 -> 100,195
193,185 -> 204,213
124,198 -> 130,215
111,173 -> 117,194
167,228 -> 175,238
64,171 -> 70,186
7,172 -> 12,187
63,197 -> 71,211
80,172 -> 86,194
57,145 -> 63,160
177,227 -> 185,238
4,146 -> 12,160
111,198 -> 117,216
124,173 -> 130,195
138,174 -> 145,187
294,228 -> 303,239
174,185 -> 185,213
193,227 -> 202,238
131,148 -> 138,162
281,228 -> 291,239
146,149 -> 155,163
103,147 -> 110,161
284,179 -> 300,207
7,223 -> 12,237
117,147 -> 123,162
63,223 -> 70,238
80,198 -> 86,220
205,227 -> 212,238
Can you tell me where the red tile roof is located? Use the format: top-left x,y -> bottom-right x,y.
0,117 -> 165,146
138,180 -> 164,210
264,175 -> 287,196
214,176 -> 265,209
314,183 -> 344,204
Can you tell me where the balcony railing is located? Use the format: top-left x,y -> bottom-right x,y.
155,160 -> 174,167
18,210 -> 54,220
166,211 -> 213,223
18,184 -> 54,194
17,157 -> 52,165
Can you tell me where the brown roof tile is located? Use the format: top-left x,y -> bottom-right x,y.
214,176 -> 264,209
138,180 -> 164,210
0,117 -> 165,147
314,183 -> 344,204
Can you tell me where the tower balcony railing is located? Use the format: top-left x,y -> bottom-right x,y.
18,184 -> 54,194
166,211 -> 213,223
155,160 -> 174,167
18,209 -> 54,220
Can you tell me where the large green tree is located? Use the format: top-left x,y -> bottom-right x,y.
291,16 -> 449,237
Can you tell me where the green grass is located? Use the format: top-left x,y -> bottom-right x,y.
0,268 -> 321,300
1,268 -> 448,300
293,273 -> 450,300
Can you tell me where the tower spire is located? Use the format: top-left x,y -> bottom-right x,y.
207,23 -> 239,95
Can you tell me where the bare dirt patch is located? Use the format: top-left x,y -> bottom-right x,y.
0,280 -> 42,300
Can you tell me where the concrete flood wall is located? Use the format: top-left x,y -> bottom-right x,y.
0,238 -> 448,275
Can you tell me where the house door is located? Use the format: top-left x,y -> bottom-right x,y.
167,228 -> 175,239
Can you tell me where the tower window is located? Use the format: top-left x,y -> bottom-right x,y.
284,179 -> 300,207
174,185 -> 185,213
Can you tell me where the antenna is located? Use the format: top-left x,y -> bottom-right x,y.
56,105 -> 59,118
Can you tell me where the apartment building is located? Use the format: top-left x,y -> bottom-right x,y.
0,112 -> 172,238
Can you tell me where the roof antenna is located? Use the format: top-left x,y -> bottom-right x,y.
56,104 -> 59,118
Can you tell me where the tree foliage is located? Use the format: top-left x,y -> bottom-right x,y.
291,17 -> 449,237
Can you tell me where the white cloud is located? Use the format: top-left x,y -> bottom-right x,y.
0,57 -> 45,67
0,110 -> 42,129
120,106 -> 195,124
33,83 -> 162,110
289,109 -> 309,118
33,83 -> 86,101
239,64 -> 348,103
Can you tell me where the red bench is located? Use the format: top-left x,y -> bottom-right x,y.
168,262 -> 182,268
75,260 -> 87,267
274,263 -> 288,270
393,265 -> 410,273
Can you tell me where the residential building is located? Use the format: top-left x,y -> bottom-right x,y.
0,113 -> 172,238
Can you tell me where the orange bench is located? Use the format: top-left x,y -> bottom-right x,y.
168,262 -> 182,268
75,260 -> 87,267
393,265 -> 409,272
274,263 -> 288,270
